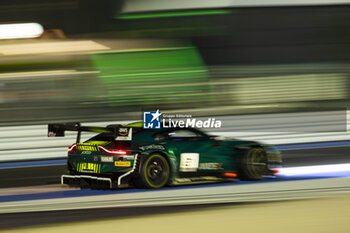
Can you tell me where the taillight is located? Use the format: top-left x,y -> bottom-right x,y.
97,146 -> 131,155
224,172 -> 237,178
68,144 -> 76,152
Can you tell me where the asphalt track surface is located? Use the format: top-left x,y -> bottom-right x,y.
0,203 -> 238,229
2,177 -> 350,229
4,195 -> 350,233
1,145 -> 350,188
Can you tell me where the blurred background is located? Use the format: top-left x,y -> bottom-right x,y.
1,0 -> 350,124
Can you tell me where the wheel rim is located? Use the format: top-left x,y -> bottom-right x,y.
247,148 -> 267,178
145,155 -> 169,187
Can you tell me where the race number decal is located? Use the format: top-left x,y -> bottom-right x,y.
180,153 -> 199,172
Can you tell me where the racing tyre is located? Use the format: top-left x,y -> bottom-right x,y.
134,154 -> 170,189
238,147 -> 268,180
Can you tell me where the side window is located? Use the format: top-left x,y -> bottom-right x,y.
153,132 -> 167,142
167,129 -> 201,138
153,129 -> 207,141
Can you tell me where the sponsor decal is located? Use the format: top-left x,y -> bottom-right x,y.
122,155 -> 135,160
198,163 -> 223,170
119,128 -> 128,136
116,128 -> 133,141
81,151 -> 92,155
101,156 -> 114,162
143,110 -> 161,129
143,109 -> 221,129
180,153 -> 199,172
115,161 -> 131,167
139,144 -> 165,151
76,162 -> 101,173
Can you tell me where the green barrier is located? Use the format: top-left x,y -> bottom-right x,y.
91,47 -> 211,106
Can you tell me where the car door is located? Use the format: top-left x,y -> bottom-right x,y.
159,128 -> 233,175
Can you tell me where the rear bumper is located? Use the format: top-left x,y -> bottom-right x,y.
62,154 -> 139,189
61,175 -> 116,189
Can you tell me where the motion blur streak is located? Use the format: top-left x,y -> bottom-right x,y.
0,40 -> 110,55
0,70 -> 79,79
122,0 -> 350,12
0,23 -> 43,40
278,163 -> 350,177
117,9 -> 231,19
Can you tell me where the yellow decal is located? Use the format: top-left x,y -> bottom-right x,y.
85,141 -> 110,146
77,143 -> 97,146
76,162 -> 101,173
115,161 -> 131,167
76,144 -> 99,151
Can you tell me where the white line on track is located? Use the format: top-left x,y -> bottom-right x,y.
0,184 -> 79,196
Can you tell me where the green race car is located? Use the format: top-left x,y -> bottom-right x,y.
48,122 -> 282,189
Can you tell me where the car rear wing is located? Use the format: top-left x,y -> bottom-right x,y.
48,123 -> 132,143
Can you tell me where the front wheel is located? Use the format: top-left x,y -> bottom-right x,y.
134,154 -> 170,189
238,147 -> 268,180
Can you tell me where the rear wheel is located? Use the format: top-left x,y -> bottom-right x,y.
238,147 -> 268,180
134,154 -> 170,189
